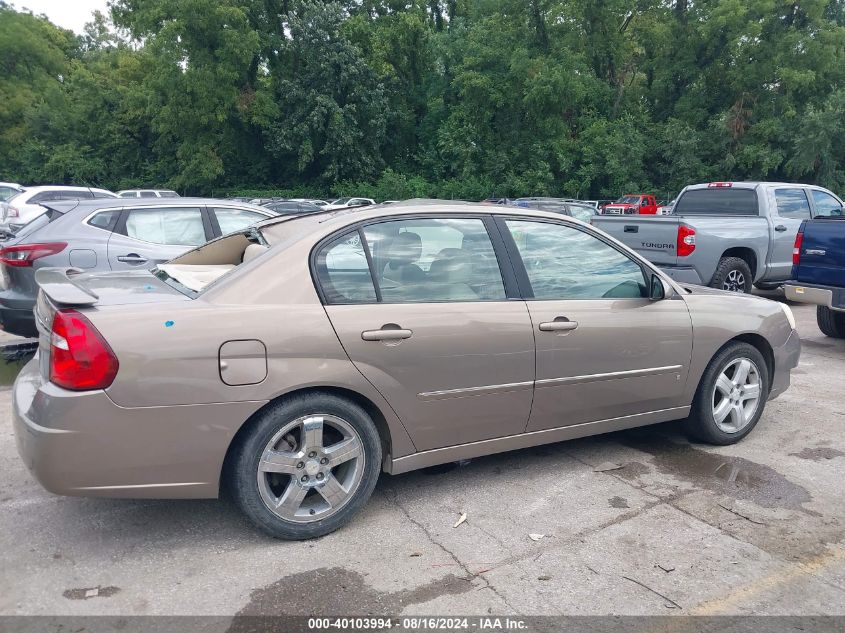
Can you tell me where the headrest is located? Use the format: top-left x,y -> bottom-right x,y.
387,232 -> 422,267
242,243 -> 269,262
429,248 -> 472,284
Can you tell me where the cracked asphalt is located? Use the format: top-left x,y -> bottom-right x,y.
1,300 -> 844,616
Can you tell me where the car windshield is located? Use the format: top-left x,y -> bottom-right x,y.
332,198 -> 351,205
616,196 -> 641,204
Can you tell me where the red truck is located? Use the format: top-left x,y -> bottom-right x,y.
601,194 -> 658,215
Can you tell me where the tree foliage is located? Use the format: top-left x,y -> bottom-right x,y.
1,0 -> 844,198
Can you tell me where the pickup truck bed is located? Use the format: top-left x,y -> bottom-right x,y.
592,214 -> 771,290
784,216 -> 845,338
592,182 -> 845,293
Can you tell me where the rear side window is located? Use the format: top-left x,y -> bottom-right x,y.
811,190 -> 844,217
314,232 -> 377,304
54,190 -> 94,201
363,217 -> 506,302
87,210 -> 120,230
674,189 -> 759,215
119,207 -> 206,245
213,208 -> 268,235
774,188 -> 811,219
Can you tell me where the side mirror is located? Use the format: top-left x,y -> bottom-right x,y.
650,274 -> 666,301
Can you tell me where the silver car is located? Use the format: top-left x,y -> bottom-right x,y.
0,198 -> 276,337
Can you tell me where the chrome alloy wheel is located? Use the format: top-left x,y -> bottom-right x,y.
711,358 -> 762,433
257,414 -> 365,523
722,269 -> 746,292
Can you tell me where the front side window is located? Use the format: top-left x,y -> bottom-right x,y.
119,192 -> 137,198
811,190 -> 844,217
315,232 -> 376,304
213,208 -> 268,235
363,217 -> 506,303
774,189 -> 811,219
505,220 -> 647,300
140,191 -> 157,198
122,207 -> 206,245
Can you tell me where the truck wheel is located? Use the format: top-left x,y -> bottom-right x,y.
817,306 -> 845,338
710,257 -> 752,293
684,342 -> 769,445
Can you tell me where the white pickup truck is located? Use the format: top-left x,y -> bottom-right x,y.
592,182 -> 845,293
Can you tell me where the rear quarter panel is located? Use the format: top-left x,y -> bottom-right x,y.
680,216 -> 770,284
88,243 -> 417,460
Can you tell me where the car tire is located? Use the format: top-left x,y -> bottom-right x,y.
817,306 -> 845,338
229,392 -> 382,540
710,257 -> 753,293
683,342 -> 769,445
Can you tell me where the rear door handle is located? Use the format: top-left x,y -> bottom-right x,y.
538,318 -> 579,332
775,225 -> 787,232
117,253 -> 148,264
361,327 -> 413,341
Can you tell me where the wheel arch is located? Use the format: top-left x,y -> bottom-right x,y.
725,333 -> 775,393
220,386 -> 397,492
720,247 -> 758,279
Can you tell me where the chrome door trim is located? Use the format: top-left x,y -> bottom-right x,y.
388,406 -> 691,474
418,380 -> 534,401
535,364 -> 683,388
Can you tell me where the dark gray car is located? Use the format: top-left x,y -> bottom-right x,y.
0,198 -> 276,337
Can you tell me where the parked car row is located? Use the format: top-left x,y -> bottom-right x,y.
0,198 -> 276,337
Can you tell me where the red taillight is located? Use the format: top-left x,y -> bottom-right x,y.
6,206 -> 19,217
677,224 -> 696,257
0,242 -> 67,267
50,309 -> 119,391
708,182 -> 733,188
793,230 -> 804,266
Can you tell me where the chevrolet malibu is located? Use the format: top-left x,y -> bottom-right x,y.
13,203 -> 801,539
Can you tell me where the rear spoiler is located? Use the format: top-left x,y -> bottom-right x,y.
35,268 -> 98,306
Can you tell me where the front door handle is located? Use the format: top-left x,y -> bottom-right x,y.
775,225 -> 787,232
117,253 -> 148,264
539,318 -> 579,332
361,326 -> 413,341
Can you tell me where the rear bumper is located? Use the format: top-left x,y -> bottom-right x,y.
770,329 -> 801,400
12,357 -> 266,499
784,283 -> 845,312
657,266 -> 704,286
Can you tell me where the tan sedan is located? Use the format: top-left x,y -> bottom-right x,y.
13,202 -> 800,539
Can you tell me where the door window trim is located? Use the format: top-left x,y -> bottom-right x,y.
494,215 -> 652,301
310,213 -> 521,305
